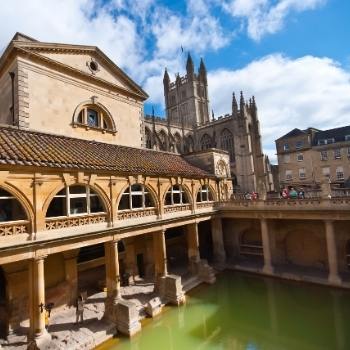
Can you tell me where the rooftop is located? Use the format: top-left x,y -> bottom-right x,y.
0,126 -> 211,178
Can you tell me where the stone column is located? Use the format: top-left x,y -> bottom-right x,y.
211,218 -> 226,264
261,219 -> 274,274
105,240 -> 121,302
125,239 -> 137,285
325,220 -> 341,285
63,250 -> 79,306
28,256 -> 49,342
186,223 -> 200,274
153,229 -> 167,283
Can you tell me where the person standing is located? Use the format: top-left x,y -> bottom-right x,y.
75,295 -> 84,325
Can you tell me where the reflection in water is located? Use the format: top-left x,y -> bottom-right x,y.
97,272 -> 350,350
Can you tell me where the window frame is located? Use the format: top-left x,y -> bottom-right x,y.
295,141 -> 303,149
0,189 -> 27,223
297,153 -> 304,162
336,167 -> 344,181
165,185 -> 189,206
320,150 -> 328,161
118,184 -> 155,211
298,168 -> 306,179
46,185 -> 105,219
196,185 -> 214,203
334,148 -> 341,160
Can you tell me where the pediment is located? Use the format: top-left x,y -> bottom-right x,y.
14,42 -> 148,100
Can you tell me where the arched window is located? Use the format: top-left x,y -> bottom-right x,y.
0,189 -> 26,222
174,133 -> 182,153
73,102 -> 116,133
46,185 -> 105,217
158,130 -> 167,151
200,134 -> 212,150
118,184 -> 154,210
165,185 -> 189,206
185,135 -> 194,153
196,185 -> 214,202
220,129 -> 235,161
145,128 -> 152,149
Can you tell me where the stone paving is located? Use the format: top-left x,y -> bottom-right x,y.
1,280 -> 156,350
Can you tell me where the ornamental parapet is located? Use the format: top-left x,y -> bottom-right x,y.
45,213 -> 107,231
0,220 -> 30,236
117,208 -> 157,221
164,204 -> 191,213
196,202 -> 215,210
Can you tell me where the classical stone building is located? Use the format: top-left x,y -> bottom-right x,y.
143,54 -> 275,195
0,33 -> 349,349
276,125 -> 350,190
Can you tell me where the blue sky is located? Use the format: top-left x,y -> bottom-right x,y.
1,0 -> 350,162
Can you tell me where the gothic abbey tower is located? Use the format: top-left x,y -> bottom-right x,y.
143,54 -> 275,194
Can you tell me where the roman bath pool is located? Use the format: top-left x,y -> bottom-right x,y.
97,272 -> 350,350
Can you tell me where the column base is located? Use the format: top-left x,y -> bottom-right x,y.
328,274 -> 342,286
160,275 -> 186,305
29,329 -> 51,349
262,265 -> 274,275
116,300 -> 141,337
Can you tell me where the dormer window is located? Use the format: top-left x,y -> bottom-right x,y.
73,100 -> 116,134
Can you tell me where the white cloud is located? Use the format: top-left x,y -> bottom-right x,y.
223,0 -> 326,40
208,54 -> 350,162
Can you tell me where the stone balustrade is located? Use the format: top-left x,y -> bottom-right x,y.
196,202 -> 214,210
164,204 -> 191,213
0,220 -> 30,236
45,213 -> 107,230
117,208 -> 157,221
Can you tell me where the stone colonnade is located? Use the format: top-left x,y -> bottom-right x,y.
259,218 -> 342,284
23,218 -> 226,342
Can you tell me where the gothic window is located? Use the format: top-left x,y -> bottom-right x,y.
196,185 -> 214,202
73,102 -> 116,133
165,185 -> 189,206
145,128 -> 152,149
174,133 -> 182,153
220,129 -> 235,161
185,135 -> 194,153
46,185 -> 105,218
0,189 -> 26,222
200,134 -> 212,150
118,184 -> 154,210
158,130 -> 167,151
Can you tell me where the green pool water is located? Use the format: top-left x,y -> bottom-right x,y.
98,272 -> 350,350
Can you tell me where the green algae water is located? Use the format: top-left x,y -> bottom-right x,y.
98,272 -> 350,350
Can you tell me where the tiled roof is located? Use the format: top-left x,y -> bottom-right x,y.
276,128 -> 306,140
0,127 -> 211,178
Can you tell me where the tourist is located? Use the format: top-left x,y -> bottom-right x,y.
289,187 -> 298,199
298,188 -> 305,199
281,187 -> 289,199
75,295 -> 84,324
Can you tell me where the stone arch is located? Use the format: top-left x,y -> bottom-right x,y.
174,132 -> 182,153
72,99 -> 116,132
162,183 -> 193,207
43,183 -> 110,219
185,135 -> 194,153
0,184 -> 33,224
220,128 -> 235,161
195,184 -> 217,202
284,229 -> 327,268
158,129 -> 168,151
200,133 -> 212,150
116,183 -> 159,212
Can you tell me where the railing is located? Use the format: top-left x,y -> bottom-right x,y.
196,202 -> 215,210
331,188 -> 350,198
45,213 -> 107,230
239,243 -> 263,257
0,220 -> 30,236
117,208 -> 157,220
164,204 -> 191,213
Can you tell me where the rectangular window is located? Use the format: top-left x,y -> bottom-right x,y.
320,151 -> 328,161
299,168 -> 306,179
327,138 -> 335,144
334,148 -> 341,159
296,141 -> 303,149
283,143 -> 289,151
284,154 -> 290,163
318,139 -> 326,145
336,166 -> 344,180
322,167 -> 330,177
285,170 -> 292,181
345,135 -> 350,141
297,153 -> 303,161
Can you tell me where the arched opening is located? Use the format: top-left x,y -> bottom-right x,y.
145,128 -> 152,149
198,221 -> 214,263
0,267 -> 8,339
220,128 -> 235,162
73,101 -> 116,133
165,227 -> 188,275
174,133 -> 182,154
185,135 -> 194,153
164,185 -> 189,206
239,228 -> 263,264
118,184 -> 155,211
158,130 -> 167,151
200,134 -> 212,150
46,185 -> 105,218
0,188 -> 27,222
196,185 -> 214,202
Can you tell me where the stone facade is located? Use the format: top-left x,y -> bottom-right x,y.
143,54 -> 275,195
